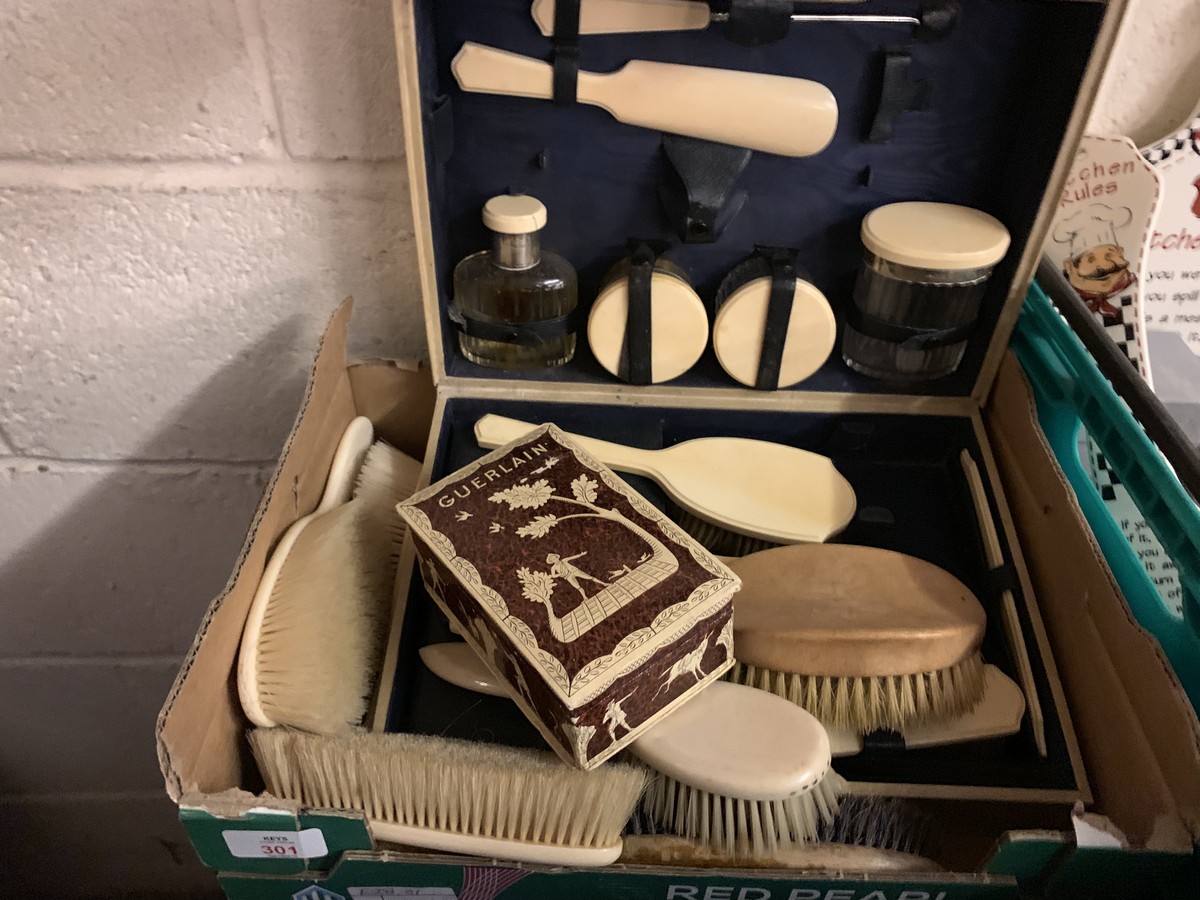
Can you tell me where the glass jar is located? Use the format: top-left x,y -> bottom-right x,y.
841,202 -> 1010,382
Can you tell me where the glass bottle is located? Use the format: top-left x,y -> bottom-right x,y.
452,195 -> 578,370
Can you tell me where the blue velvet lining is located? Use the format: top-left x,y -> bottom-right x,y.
410,0 -> 1103,397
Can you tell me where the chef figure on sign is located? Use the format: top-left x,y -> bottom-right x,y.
1053,202 -> 1137,319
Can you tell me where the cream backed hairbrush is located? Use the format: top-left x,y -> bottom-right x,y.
238,417 -> 422,733
248,727 -> 645,866
729,544 -> 989,732
421,643 -> 844,856
473,414 -> 856,553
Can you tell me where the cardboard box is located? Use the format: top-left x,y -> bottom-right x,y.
157,301 -> 1199,899
156,0 -> 1200,894
399,425 -> 738,769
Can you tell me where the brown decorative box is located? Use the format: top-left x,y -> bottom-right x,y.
397,423 -> 739,769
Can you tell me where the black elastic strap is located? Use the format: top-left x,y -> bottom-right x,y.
984,563 -> 1021,599
726,0 -> 794,47
844,301 -> 975,350
448,306 -> 583,346
551,0 -> 581,106
862,729 -> 907,751
867,48 -> 932,144
626,243 -> 656,385
755,247 -> 799,391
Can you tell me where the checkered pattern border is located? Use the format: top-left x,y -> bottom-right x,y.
1143,117 -> 1200,165
1104,292 -> 1139,367
1089,444 -> 1122,502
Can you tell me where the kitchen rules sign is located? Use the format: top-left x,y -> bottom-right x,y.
1043,134 -> 1161,384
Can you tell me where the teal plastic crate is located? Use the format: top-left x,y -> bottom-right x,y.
1011,282 -> 1200,709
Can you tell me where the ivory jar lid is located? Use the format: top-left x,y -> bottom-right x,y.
713,276 -> 835,388
587,268 -> 708,384
482,194 -> 547,234
861,202 -> 1010,271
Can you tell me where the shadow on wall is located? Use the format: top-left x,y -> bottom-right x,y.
0,322 -> 312,898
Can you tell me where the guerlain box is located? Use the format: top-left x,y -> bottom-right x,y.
397,423 -> 740,769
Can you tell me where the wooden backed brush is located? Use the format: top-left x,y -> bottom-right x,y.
237,417 -> 422,733
474,414 -> 857,550
729,544 -> 988,732
420,642 -> 845,857
248,727 -> 645,867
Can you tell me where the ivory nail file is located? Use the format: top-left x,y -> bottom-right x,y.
961,449 -> 1047,756
451,43 -> 838,158
473,414 -> 856,544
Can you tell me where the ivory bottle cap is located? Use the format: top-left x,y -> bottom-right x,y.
482,195 -> 548,234
861,202 -> 1010,271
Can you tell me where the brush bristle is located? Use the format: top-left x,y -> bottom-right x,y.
731,653 -> 987,732
670,508 -> 779,557
252,500 -> 393,732
354,442 -> 422,538
250,728 -> 647,850
639,768 -> 846,858
819,795 -> 941,859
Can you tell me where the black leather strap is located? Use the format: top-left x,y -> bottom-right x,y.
551,0 -> 581,106
755,247 -> 799,391
984,563 -> 1021,599
844,301 -> 974,350
862,729 -> 907,751
867,47 -> 932,144
448,305 -> 582,346
726,0 -> 793,47
626,243 -> 656,385
660,134 -> 751,243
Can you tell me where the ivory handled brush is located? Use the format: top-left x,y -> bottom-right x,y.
249,727 -> 645,867
238,417 -> 421,734
451,43 -> 838,158
473,414 -> 857,546
419,644 -> 844,856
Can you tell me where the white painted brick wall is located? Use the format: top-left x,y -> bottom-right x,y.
0,0 -> 1194,894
